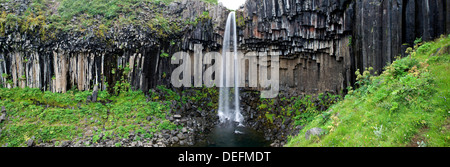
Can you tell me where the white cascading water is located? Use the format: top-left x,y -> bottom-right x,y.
218,12 -> 243,125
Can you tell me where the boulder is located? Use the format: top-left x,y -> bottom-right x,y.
27,139 -> 34,147
172,136 -> 179,143
177,133 -> 186,140
162,133 -> 171,140
173,114 -> 182,119
0,113 -> 5,123
305,128 -> 324,140
60,141 -> 71,147
0,106 -> 6,123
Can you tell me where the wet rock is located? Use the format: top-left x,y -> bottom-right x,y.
173,114 -> 182,119
179,140 -> 185,146
162,133 -> 171,140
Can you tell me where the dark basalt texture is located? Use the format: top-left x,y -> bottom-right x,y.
352,0 -> 449,75
0,0 -> 228,93
237,0 -> 354,94
237,0 -> 449,95
0,0 -> 449,95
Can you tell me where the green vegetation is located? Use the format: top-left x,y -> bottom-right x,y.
0,86 -> 179,147
198,0 -> 218,4
112,63 -> 132,95
257,93 -> 341,127
0,63 -> 180,147
160,51 -> 169,58
286,35 -> 450,147
347,36 -> 352,47
236,12 -> 245,27
184,11 -> 212,27
149,85 -> 219,110
0,0 -> 218,39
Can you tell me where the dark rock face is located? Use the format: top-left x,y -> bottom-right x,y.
238,0 -> 354,94
238,0 -> 448,94
0,0 -> 228,93
352,0 -> 449,75
0,0 -> 448,95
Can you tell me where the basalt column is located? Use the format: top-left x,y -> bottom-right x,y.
238,0 -> 354,94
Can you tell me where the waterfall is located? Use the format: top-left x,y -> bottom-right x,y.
218,12 -> 244,125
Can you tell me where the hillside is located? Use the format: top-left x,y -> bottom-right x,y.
286,35 -> 450,147
0,0 -> 218,39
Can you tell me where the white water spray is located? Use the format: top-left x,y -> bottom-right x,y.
218,12 -> 243,125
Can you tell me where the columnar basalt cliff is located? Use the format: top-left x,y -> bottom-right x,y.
237,0 -> 354,94
352,0 -> 449,74
0,0 -> 229,93
237,0 -> 449,94
0,0 -> 449,95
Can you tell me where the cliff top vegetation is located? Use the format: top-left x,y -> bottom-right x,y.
0,0 -> 218,40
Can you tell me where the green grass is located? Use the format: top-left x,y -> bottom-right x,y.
257,93 -> 341,128
286,35 -> 450,147
0,0 -> 219,39
0,87 -> 177,147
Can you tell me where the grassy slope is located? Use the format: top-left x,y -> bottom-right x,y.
0,83 -> 219,147
286,35 -> 450,147
0,88 -> 178,147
